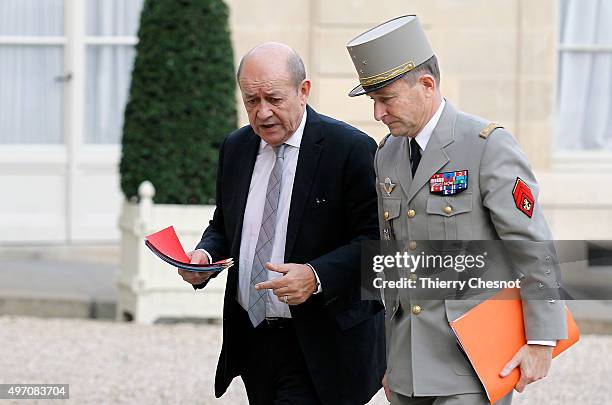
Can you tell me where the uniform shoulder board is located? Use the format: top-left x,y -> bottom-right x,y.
378,134 -> 391,149
479,123 -> 504,139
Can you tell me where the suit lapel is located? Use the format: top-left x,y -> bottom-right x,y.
405,101 -> 457,203
285,105 -> 323,261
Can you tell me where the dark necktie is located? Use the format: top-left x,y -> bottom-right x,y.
410,138 -> 421,177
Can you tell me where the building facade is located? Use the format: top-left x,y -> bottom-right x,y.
1,0 -> 610,244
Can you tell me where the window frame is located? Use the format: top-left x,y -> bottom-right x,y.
0,0 -> 139,241
554,3 -> 612,167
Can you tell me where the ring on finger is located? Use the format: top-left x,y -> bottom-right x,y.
283,294 -> 289,304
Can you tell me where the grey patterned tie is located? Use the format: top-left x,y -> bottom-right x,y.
248,144 -> 286,327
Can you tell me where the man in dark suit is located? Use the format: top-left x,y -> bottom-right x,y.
177,42 -> 386,405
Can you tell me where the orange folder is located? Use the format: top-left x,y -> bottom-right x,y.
449,288 -> 580,404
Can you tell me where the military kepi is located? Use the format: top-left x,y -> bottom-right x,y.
346,15 -> 434,97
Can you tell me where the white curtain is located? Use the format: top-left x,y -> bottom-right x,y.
0,0 -> 63,36
557,0 -> 612,151
85,0 -> 144,144
0,0 -> 64,144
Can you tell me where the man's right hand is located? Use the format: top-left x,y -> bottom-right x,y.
382,372 -> 391,402
178,250 -> 213,285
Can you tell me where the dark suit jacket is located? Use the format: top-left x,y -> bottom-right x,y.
195,105 -> 386,405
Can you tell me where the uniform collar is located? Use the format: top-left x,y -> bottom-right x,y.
260,108 -> 307,151
413,98 -> 446,152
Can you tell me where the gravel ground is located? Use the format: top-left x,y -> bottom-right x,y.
0,317 -> 609,405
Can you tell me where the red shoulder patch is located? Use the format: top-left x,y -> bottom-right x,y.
512,177 -> 534,218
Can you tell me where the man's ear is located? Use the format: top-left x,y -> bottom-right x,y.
419,74 -> 436,95
299,79 -> 312,103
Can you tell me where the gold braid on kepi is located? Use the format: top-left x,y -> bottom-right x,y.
359,60 -> 415,87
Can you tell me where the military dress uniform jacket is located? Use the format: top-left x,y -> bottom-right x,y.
374,101 -> 568,397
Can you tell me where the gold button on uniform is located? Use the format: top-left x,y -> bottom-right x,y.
409,273 -> 417,281
412,305 -> 422,315
407,209 -> 416,218
384,211 -> 390,220
409,241 -> 417,250
444,206 -> 452,214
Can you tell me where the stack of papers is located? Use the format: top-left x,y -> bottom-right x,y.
145,226 -> 233,272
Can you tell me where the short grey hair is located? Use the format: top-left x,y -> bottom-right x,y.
285,51 -> 306,88
236,49 -> 306,90
403,54 -> 440,87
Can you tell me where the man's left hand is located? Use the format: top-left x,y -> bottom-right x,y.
255,263 -> 317,305
500,343 -> 554,393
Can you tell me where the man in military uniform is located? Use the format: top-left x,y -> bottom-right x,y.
346,15 -> 567,405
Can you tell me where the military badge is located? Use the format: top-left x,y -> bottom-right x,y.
429,170 -> 468,195
512,177 -> 534,218
382,228 -> 391,240
380,177 -> 396,197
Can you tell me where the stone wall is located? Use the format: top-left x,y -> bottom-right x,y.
226,0 -> 557,169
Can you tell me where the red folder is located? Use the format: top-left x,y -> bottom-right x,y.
145,226 -> 233,272
449,288 -> 580,404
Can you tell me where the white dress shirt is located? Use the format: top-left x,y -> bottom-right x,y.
235,109 -> 307,318
410,99 -> 555,347
199,109 -> 321,318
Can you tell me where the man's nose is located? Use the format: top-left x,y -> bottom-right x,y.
373,100 -> 386,122
258,101 -> 273,120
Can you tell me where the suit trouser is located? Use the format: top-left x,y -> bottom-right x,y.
391,391 -> 512,405
240,318 -> 322,405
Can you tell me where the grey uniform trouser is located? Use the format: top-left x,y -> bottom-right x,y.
391,391 -> 513,405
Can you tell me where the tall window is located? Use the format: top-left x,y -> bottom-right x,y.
86,0 -> 143,144
557,0 -> 612,151
0,0 -> 143,145
0,0 -> 64,144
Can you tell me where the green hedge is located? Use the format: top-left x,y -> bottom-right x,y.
120,0 -> 236,205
